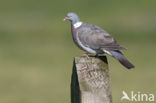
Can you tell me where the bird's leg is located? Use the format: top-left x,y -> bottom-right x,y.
82,53 -> 89,58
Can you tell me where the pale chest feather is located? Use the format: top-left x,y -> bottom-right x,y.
73,22 -> 82,28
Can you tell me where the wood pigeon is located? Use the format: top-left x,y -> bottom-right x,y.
64,12 -> 134,69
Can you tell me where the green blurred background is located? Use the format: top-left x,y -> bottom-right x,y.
0,0 -> 156,103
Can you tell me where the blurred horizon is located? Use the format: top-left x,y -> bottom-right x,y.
0,0 -> 156,103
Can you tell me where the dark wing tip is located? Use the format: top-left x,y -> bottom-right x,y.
119,46 -> 127,50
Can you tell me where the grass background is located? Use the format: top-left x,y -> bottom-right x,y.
0,0 -> 156,103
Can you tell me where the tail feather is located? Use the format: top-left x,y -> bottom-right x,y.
105,50 -> 135,69
117,55 -> 135,69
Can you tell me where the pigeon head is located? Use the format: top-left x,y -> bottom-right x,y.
64,12 -> 81,24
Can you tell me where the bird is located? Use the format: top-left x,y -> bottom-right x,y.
121,91 -> 130,101
64,12 -> 134,69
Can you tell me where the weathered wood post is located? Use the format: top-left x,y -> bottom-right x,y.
71,56 -> 112,103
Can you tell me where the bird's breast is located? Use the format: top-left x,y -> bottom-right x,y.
71,26 -> 83,49
71,26 -> 97,54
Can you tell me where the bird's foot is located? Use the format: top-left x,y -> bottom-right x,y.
82,53 -> 89,59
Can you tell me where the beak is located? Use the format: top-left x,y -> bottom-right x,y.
63,17 -> 68,21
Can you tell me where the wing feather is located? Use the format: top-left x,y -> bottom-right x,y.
77,23 -> 126,51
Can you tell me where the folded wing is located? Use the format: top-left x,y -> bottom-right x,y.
77,23 -> 126,51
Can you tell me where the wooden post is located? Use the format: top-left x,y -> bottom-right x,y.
71,56 -> 112,103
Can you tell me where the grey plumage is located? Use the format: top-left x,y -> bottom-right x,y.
76,23 -> 126,52
108,50 -> 134,69
64,12 -> 134,69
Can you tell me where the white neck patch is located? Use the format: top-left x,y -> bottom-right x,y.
73,22 -> 82,28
